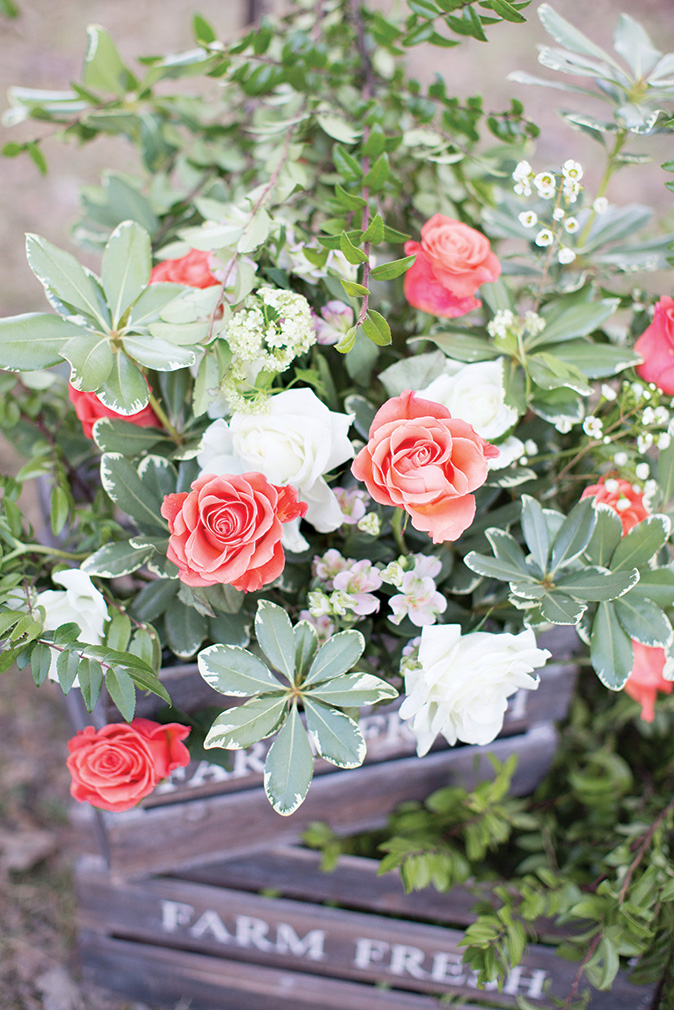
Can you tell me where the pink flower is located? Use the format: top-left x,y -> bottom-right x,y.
404,214 -> 501,318
161,472 -> 307,592
581,476 -> 649,534
389,571 -> 447,627
332,560 -> 382,616
312,300 -> 354,345
150,248 -> 220,288
66,719 -> 190,812
634,296 -> 674,394
68,384 -> 160,439
351,390 -> 498,543
625,642 -> 673,722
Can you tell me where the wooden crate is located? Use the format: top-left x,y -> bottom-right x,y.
64,630 -> 578,875
75,847 -> 654,1010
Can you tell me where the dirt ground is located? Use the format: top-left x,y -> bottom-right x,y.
0,1 -> 673,1008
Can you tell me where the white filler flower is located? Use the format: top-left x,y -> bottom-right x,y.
399,625 -> 549,754
36,570 -> 109,683
197,387 -> 354,550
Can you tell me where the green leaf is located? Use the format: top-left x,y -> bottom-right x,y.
294,621 -> 319,683
127,283 -> 186,327
464,552 -> 534,583
121,333 -> 196,371
25,233 -> 109,327
304,630 -> 365,686
105,667 -> 136,721
165,595 -> 208,658
204,695 -> 289,750
550,498 -> 596,573
613,14 -> 661,77
422,330 -> 499,362
489,0 -> 526,23
531,298 -> 619,348
82,539 -> 154,578
307,671 -> 398,707
31,643 -> 53,687
658,438 -> 674,505
78,658 -> 104,712
264,705 -> 314,815
340,279 -> 369,297
614,594 -> 672,647
56,649 -> 80,694
101,221 -> 151,326
528,352 -> 592,395
611,515 -> 671,572
0,313 -> 78,370
100,453 -> 166,531
520,496 -> 550,573
361,310 -> 392,346
540,593 -> 586,624
97,351 -> 150,414
83,25 -> 133,97
591,602 -> 633,689
304,698 -> 366,768
137,455 -> 178,503
130,579 -> 178,622
61,332 -> 114,391
106,612 -> 132,652
254,601 -> 296,682
634,568 -> 674,607
552,341 -> 640,379
484,529 -> 529,571
92,418 -> 165,455
537,4 -> 623,72
198,643 -> 282,697
583,504 -> 623,567
193,13 -> 217,45
333,144 -> 363,180
370,254 -> 417,281
334,183 -> 367,209
50,484 -> 70,537
318,116 -> 362,145
556,566 -> 639,602
339,231 -> 369,265
361,213 -> 385,244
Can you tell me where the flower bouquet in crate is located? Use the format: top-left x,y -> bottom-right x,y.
2,0 -> 674,1003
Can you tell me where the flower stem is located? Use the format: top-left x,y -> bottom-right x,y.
578,131 -> 627,248
2,544 -> 90,563
148,392 -> 182,443
391,508 -> 409,555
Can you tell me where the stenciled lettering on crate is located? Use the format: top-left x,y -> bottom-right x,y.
93,723 -> 561,875
76,854 -> 655,1010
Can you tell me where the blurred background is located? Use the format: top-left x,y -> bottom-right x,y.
0,1 -> 671,1007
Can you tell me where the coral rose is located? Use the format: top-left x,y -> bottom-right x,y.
404,214 -> 501,318
161,472 -> 307,591
69,384 -> 160,440
351,389 -> 498,543
581,476 -> 649,534
625,641 -> 673,722
67,718 -> 190,812
150,248 -> 220,288
633,296 -> 674,394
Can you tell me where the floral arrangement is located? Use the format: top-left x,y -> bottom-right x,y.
2,0 -> 674,1003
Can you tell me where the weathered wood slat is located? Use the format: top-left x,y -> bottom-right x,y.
76,859 -> 653,1009
78,930 -> 487,1010
100,723 -> 559,875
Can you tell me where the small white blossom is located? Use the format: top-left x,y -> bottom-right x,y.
658,432 -> 671,450
553,207 -> 565,221
512,161 -> 533,196
535,228 -> 554,248
643,479 -> 660,510
563,180 -> 582,203
563,217 -> 579,234
524,311 -> 546,336
637,433 -> 654,453
615,497 -> 631,512
487,309 -> 515,339
307,590 -> 333,618
519,456 -> 528,465
562,160 -> 583,181
603,436 -> 611,444
380,561 -> 406,589
583,416 -> 603,438
631,382 -> 644,399
601,384 -> 617,401
357,513 -> 381,536
636,462 -> 650,480
654,406 -> 670,426
643,389 -> 652,401
518,210 -> 538,228
558,247 -> 576,265
533,172 -> 556,199
524,439 -> 538,456
604,478 -> 619,493
643,406 -> 656,426
593,197 -> 609,214
613,451 -> 628,466
313,549 -> 350,587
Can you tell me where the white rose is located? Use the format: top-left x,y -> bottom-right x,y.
36,570 -> 110,684
420,359 -> 517,441
399,625 -> 549,754
197,388 -> 354,550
